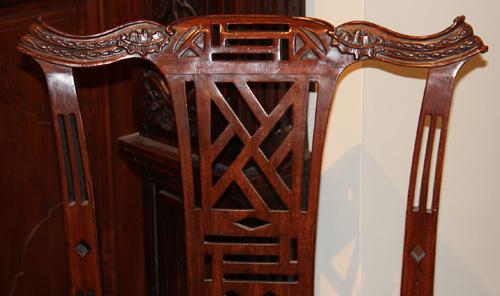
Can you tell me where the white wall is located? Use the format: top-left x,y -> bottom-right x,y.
308,0 -> 500,295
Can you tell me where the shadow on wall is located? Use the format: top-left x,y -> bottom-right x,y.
315,144 -> 361,296
315,143 -> 490,295
315,142 -> 407,295
314,54 -> 488,295
314,62 -> 362,295
435,241 -> 489,295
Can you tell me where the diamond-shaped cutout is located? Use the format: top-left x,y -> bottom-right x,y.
243,159 -> 288,211
215,82 -> 260,135
410,244 -> 426,263
234,216 -> 270,231
74,240 -> 90,258
213,182 -> 253,210
225,290 -> 238,296
246,82 -> 293,114
264,292 -> 276,296
259,107 -> 293,159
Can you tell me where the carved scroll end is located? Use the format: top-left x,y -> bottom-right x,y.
18,17 -> 174,67
331,16 -> 488,67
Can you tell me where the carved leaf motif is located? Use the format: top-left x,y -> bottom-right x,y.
331,29 -> 383,59
142,69 -> 198,138
18,18 -> 175,65
117,28 -> 170,56
330,16 -> 488,65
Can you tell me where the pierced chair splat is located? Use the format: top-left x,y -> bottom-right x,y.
18,15 -> 487,296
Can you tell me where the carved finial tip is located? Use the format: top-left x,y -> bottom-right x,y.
454,15 -> 466,24
480,45 -> 489,54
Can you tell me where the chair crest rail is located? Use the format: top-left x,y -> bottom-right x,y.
332,15 -> 487,66
18,17 -> 175,67
18,15 -> 487,69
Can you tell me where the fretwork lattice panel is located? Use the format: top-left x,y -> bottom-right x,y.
166,74 -> 327,295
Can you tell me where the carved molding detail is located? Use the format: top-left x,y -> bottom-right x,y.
330,16 -> 488,66
331,29 -> 383,59
116,28 -> 172,56
143,69 -> 176,132
143,69 -> 198,138
18,18 -> 175,66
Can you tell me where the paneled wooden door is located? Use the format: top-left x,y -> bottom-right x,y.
0,1 -> 146,295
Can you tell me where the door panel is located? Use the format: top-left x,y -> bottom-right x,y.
0,2 -> 78,295
0,1 -> 146,295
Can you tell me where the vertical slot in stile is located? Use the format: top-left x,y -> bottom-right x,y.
68,114 -> 88,204
306,81 -> 318,150
413,115 -> 432,211
57,115 -> 75,205
426,116 -> 443,213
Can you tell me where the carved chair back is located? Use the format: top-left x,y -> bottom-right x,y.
18,15 -> 487,296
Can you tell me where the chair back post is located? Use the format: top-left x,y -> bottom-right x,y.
36,60 -> 102,296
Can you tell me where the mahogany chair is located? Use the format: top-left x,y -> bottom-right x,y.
18,15 -> 487,295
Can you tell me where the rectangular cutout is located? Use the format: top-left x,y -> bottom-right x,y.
289,239 -> 298,263
205,255 -> 213,280
212,24 -> 221,46
57,115 -> 75,205
426,116 -> 443,213
225,39 -> 274,46
205,235 -> 279,244
68,114 -> 88,204
413,115 -> 431,212
211,53 -> 274,61
223,254 -> 279,264
226,23 -> 290,32
223,273 -> 298,283
279,39 -> 289,61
